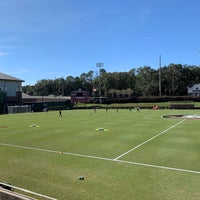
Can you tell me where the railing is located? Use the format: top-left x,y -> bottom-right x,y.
0,182 -> 57,200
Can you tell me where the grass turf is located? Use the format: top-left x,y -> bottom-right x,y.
0,108 -> 200,199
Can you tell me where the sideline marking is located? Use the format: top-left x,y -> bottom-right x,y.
116,159 -> 200,175
0,143 -> 113,162
114,119 -> 186,160
0,142 -> 200,175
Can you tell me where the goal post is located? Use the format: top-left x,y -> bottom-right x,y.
7,105 -> 31,114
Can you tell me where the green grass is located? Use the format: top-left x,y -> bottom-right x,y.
0,108 -> 200,199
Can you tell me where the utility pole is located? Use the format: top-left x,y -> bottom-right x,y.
96,63 -> 103,104
159,55 -> 162,97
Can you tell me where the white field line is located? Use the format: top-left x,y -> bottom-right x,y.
113,119 -> 186,160
0,142 -> 200,175
0,142 -> 113,162
116,159 -> 200,174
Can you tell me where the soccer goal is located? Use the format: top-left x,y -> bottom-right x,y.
7,105 -> 31,114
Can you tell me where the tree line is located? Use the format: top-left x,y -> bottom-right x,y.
22,63 -> 200,97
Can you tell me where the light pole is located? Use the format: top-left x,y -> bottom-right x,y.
159,55 -> 162,97
96,63 -> 103,104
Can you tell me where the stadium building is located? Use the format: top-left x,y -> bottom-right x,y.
0,72 -> 24,114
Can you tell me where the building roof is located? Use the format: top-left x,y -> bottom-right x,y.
0,72 -> 24,82
22,93 -> 70,102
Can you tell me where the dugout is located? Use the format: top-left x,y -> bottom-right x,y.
29,100 -> 73,112
169,101 -> 194,109
0,91 -> 6,114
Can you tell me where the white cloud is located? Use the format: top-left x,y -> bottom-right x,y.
139,8 -> 152,23
12,68 -> 32,75
0,52 -> 8,56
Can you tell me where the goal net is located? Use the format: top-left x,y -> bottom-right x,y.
7,105 -> 31,114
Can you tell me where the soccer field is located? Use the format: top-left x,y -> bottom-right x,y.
0,109 -> 200,200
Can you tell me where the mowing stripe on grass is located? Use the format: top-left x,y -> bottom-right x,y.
114,119 -> 186,160
1,142 -> 200,175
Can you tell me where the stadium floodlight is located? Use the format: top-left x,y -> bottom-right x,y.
96,63 -> 104,104
159,55 -> 162,97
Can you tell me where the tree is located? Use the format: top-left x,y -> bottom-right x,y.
161,64 -> 185,96
22,63 -> 200,98
34,79 -> 48,96
65,76 -> 75,95
80,71 -> 94,93
127,68 -> 136,91
135,66 -> 158,96
22,85 -> 35,95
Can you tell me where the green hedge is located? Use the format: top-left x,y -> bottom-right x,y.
103,96 -> 200,104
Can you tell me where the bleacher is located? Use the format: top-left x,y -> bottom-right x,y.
0,188 -> 35,200
0,182 -> 56,200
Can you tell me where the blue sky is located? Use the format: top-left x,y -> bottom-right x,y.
0,0 -> 200,85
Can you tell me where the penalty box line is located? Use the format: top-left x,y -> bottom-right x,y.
114,119 -> 186,160
0,142 -> 200,175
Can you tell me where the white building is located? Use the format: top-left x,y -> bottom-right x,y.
187,84 -> 200,96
